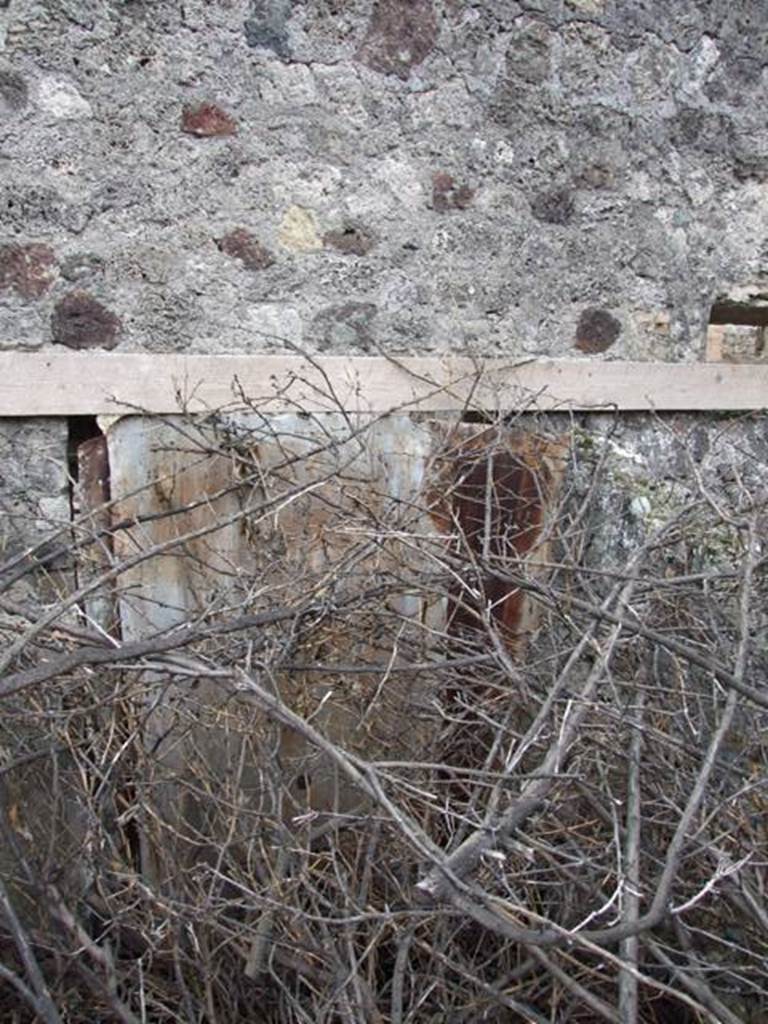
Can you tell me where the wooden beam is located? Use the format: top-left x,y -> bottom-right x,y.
1,352 -> 767,416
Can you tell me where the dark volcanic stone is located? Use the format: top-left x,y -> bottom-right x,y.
51,291 -> 121,350
575,308 -> 622,353
530,188 -> 575,225
357,0 -> 438,80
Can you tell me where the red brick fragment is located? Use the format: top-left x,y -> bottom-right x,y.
181,102 -> 237,137
218,229 -> 275,271
0,243 -> 55,299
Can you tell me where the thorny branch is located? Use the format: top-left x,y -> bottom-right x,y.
0,387 -> 765,1022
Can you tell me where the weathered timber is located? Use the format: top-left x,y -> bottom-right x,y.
1,353 -> 767,415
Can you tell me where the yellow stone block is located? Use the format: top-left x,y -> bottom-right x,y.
278,204 -> 322,252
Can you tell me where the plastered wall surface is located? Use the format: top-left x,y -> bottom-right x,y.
0,0 -> 766,363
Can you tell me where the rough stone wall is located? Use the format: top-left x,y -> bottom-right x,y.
0,0 -> 767,362
0,418 -> 68,565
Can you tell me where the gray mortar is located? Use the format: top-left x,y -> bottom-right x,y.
0,0 -> 766,359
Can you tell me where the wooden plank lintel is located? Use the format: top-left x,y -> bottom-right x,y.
1,352 -> 767,416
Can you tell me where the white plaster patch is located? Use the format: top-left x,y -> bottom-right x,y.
314,64 -> 369,128
430,226 -> 458,254
494,139 -> 516,166
689,34 -> 720,88
633,310 -> 670,336
37,496 -> 70,530
36,77 -> 92,119
342,190 -> 375,220
627,171 -> 654,202
684,167 -> 714,207
184,305 -> 303,352
406,79 -> 475,131
566,0 -> 605,12
377,270 -> 425,310
258,62 -> 318,107
629,495 -> 652,520
245,304 -> 303,346
270,162 -> 344,210
345,156 -> 424,219
375,156 -> 424,209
